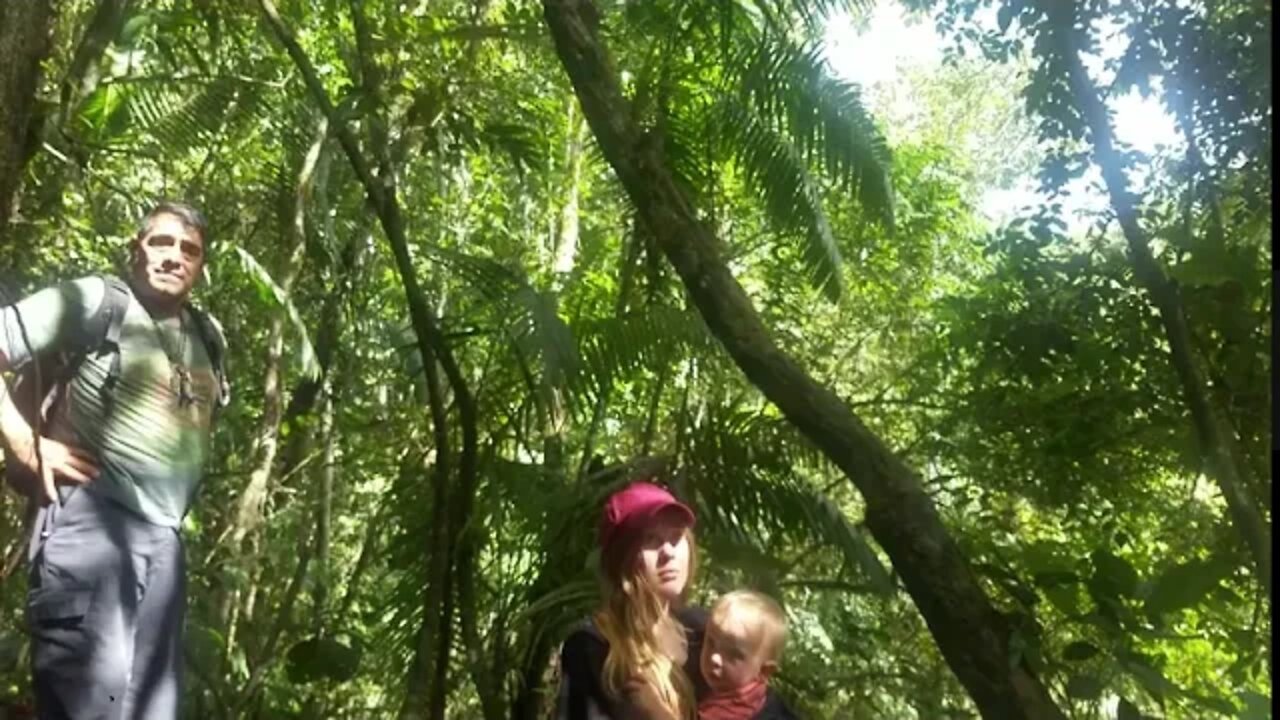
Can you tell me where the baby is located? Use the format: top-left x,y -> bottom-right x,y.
698,590 -> 797,720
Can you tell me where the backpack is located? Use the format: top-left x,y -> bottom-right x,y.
2,275 -> 229,499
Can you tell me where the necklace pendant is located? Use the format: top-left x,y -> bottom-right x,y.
173,364 -> 195,407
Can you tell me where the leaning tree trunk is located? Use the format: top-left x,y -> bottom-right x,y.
0,0 -> 56,247
539,2 -> 1067,718
1051,4 -> 1271,598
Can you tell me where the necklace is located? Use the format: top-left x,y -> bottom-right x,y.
149,309 -> 195,407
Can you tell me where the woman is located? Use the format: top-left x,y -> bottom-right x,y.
557,480 -> 707,720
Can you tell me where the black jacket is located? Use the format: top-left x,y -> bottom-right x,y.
557,606 -> 710,720
750,689 -> 799,720
556,606 -> 801,720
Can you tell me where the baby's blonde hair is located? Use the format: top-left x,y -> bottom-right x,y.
709,590 -> 787,664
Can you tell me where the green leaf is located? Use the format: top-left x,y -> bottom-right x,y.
1117,697 -> 1141,720
0,633 -> 22,672
1042,583 -> 1084,616
1120,653 -> 1178,704
1033,570 -> 1080,587
1065,674 -> 1104,700
230,245 -> 320,380
713,96 -> 845,301
1187,694 -> 1239,716
1091,549 -> 1139,597
1237,691 -> 1270,719
285,636 -> 361,684
1061,641 -> 1100,662
997,4 -> 1014,33
1023,540 -> 1075,576
1143,555 -> 1233,617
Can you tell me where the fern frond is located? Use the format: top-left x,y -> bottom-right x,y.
126,77 -> 269,152
689,412 -> 893,594
715,96 -> 844,301
569,306 -> 714,407
730,33 -> 894,230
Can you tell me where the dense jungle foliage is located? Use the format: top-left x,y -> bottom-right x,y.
0,0 -> 1269,718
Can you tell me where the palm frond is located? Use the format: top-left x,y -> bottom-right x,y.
699,471 -> 892,595
569,306 -> 715,408
479,121 -> 547,173
715,96 -> 844,301
730,33 -> 894,230
417,245 -> 580,403
689,412 -> 893,594
510,285 -> 580,390
740,0 -> 875,35
662,100 -> 716,203
125,77 -> 270,152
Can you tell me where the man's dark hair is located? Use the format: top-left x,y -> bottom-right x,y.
134,201 -> 211,255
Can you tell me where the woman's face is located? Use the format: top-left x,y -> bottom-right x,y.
634,513 -> 692,604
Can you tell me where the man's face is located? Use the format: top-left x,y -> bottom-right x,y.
700,611 -> 774,694
131,213 -> 205,304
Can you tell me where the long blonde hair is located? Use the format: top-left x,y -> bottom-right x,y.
594,527 -> 698,720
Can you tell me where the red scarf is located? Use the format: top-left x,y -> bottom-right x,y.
697,679 -> 767,720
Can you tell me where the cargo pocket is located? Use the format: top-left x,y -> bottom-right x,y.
28,585 -> 95,700
28,585 -> 92,631
28,585 -> 112,717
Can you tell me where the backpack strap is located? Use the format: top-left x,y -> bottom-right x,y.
185,303 -> 230,412
90,276 -> 132,400
42,275 -> 130,410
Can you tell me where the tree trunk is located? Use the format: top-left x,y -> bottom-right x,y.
553,96 -> 584,278
538,2 -> 1067,718
0,0 -> 56,246
218,118 -> 328,662
57,0 -> 131,129
229,116 -> 327,550
1052,5 -> 1271,598
258,4 -> 480,718
313,376 -> 335,633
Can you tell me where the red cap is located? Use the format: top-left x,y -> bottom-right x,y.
598,481 -> 696,553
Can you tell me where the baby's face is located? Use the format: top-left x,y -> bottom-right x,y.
700,612 -> 772,694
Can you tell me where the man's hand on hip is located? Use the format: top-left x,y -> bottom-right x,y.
7,434 -> 100,504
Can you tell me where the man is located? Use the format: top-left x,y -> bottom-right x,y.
0,202 -> 227,719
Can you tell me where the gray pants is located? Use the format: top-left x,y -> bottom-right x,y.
27,488 -> 185,720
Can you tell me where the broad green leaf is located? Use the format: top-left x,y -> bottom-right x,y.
1091,549 -> 1139,598
230,244 -> 320,380
285,636 -> 361,684
1065,674 -> 1103,700
1117,698 -> 1141,720
1121,653 -> 1178,705
1143,555 -> 1233,617
1187,693 -> 1239,716
1061,641 -> 1100,662
1023,540 -> 1075,576
1238,691 -> 1270,720
1042,583 -> 1084,616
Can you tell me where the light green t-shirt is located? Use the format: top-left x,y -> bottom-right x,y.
0,276 -> 221,527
